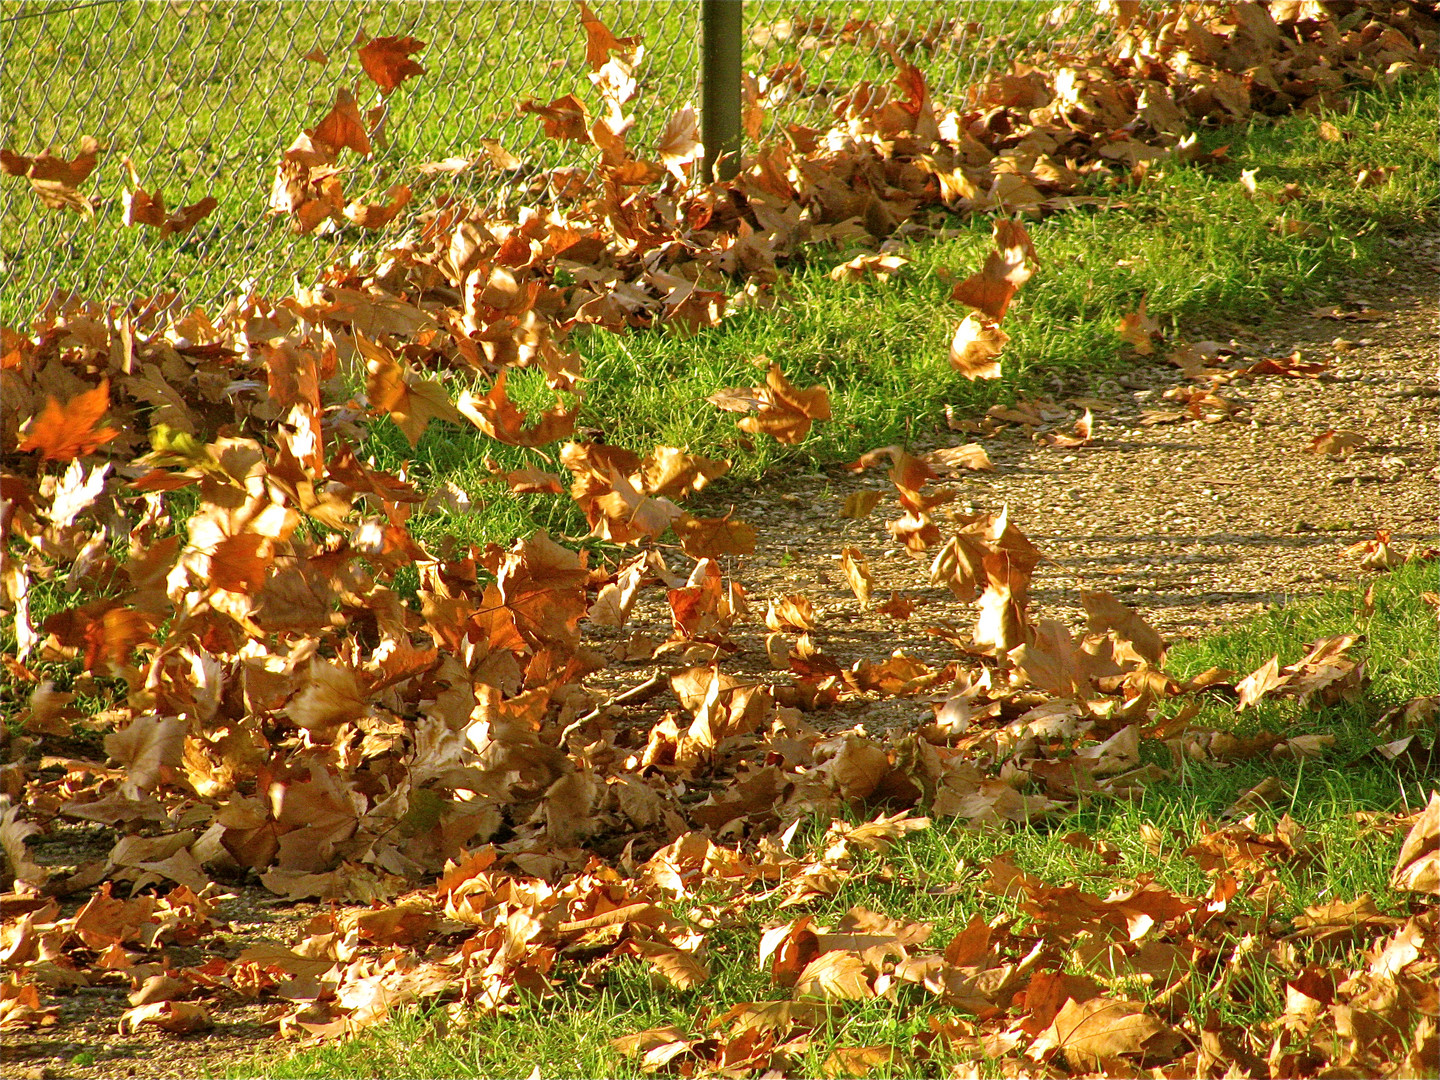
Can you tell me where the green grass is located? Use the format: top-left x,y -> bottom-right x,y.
0,1 -> 1096,317
239,557 -> 1437,1079
372,73 -> 1438,554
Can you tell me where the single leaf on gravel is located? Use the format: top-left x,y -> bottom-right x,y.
876,592 -> 916,619
17,380 -> 118,461
840,546 -> 874,608
839,489 -> 884,519
118,1000 -> 213,1034
0,978 -> 59,1029
1036,408 -> 1093,448
1243,351 -> 1327,378
1306,429 -> 1366,457
765,594 -> 816,632
1391,791 -> 1439,894
924,443 -> 993,472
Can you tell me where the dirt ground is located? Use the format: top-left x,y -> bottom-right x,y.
3,236 -> 1435,1080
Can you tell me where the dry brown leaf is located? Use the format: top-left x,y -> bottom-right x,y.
765,594 -> 816,632
839,547 -> 873,609
358,35 -> 426,95
673,512 -> 756,559
1306,429 -> 1367,458
117,1000 -> 213,1035
949,314 -> 1008,380
793,950 -> 873,1002
1117,296 -> 1160,354
839,489 -> 884,520
1029,995 -> 1174,1069
1391,791 -> 1439,894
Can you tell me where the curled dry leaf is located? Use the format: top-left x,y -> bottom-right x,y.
923,443 -> 993,473
343,183 -> 412,229
0,135 -> 100,216
1117,296 -> 1160,354
949,218 -> 1036,321
360,332 -> 462,447
117,1000 -> 213,1035
673,512 -> 756,560
792,949 -> 873,1002
456,369 -> 576,447
519,93 -> 592,141
708,361 -> 830,445
949,314 -> 1008,380
121,170 -> 218,237
1028,995 -> 1177,1069
1390,791 -> 1438,895
839,546 -> 873,608
830,252 -> 908,282
1035,409 -> 1093,448
1307,429 -> 1366,457
765,594 -> 816,632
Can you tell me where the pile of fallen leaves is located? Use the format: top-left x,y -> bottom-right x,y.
2,2 -> 1437,1075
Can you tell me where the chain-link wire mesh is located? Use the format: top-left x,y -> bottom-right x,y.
1,1 -> 1106,322
743,1 -> 1105,131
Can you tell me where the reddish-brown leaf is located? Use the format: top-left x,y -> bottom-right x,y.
358,35 -> 426,94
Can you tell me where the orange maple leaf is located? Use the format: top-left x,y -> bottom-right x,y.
18,380 -> 119,461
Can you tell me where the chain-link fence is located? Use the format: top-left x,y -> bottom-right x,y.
1,1 -> 1104,321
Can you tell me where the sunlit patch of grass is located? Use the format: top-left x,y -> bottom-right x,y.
347,76 -> 1437,547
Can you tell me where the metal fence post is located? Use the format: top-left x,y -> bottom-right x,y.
701,0 -> 743,181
